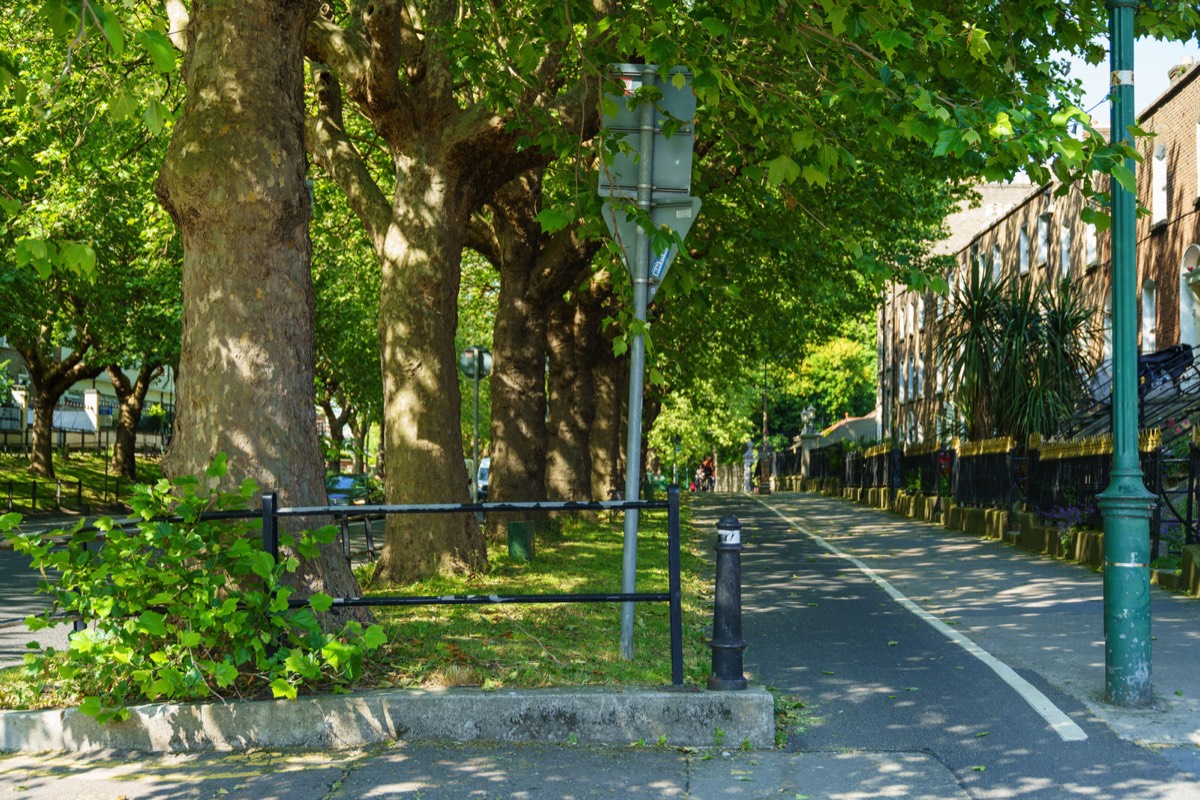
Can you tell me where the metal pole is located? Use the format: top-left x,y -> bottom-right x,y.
473,351 -> 481,503
619,63 -> 658,659
667,485 -> 683,687
261,491 -> 280,563
1096,0 -> 1154,707
708,515 -> 747,690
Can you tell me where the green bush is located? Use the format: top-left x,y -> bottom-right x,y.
1,457 -> 384,723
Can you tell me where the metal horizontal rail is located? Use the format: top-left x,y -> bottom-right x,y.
292,591 -> 671,609
277,498 -> 669,517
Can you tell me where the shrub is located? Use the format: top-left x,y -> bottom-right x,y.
1,457 -> 384,723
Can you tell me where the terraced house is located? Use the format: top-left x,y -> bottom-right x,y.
880,58 -> 1200,446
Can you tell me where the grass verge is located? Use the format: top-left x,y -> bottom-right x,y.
354,506 -> 710,690
0,452 -> 162,513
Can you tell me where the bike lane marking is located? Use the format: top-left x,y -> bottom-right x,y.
756,498 -> 1088,743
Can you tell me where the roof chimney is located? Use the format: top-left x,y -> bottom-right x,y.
1169,57 -> 1196,86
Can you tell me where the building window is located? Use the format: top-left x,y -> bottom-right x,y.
936,356 -> 944,394
1142,279 -> 1157,352
1103,288 -> 1113,363
991,244 -> 1002,281
1153,144 -> 1168,227
1060,224 -> 1071,277
918,296 -> 925,331
1019,225 -> 1030,274
917,355 -> 924,399
1037,213 -> 1050,266
1195,117 -> 1200,200
898,303 -> 906,340
1086,224 -> 1098,268
909,299 -> 916,338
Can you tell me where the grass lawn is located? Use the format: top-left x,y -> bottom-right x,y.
0,500 -> 712,708
356,507 -> 711,690
0,452 -> 163,513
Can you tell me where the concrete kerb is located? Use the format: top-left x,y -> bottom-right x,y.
0,685 -> 775,754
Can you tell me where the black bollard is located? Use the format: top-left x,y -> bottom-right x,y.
708,514 -> 747,690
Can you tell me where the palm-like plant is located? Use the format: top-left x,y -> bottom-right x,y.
939,272 -> 1098,442
939,266 -> 1005,439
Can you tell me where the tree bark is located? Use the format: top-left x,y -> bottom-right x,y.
589,317 -> 627,500
155,0 -> 365,618
107,363 -> 161,481
370,148 -> 488,580
545,278 -> 604,500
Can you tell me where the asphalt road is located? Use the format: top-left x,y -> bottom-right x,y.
691,492 -> 1200,800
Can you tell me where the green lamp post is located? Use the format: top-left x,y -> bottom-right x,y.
1095,0 -> 1154,707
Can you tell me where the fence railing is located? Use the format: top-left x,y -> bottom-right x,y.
8,488 -> 687,688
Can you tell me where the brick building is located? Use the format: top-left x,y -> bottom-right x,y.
879,60 -> 1200,444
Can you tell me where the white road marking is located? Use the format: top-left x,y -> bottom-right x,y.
757,499 -> 1089,743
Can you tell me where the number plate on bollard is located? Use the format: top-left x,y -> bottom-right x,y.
718,529 -> 740,545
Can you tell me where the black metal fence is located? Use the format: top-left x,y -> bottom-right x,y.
11,488 -> 687,688
4,478 -> 87,513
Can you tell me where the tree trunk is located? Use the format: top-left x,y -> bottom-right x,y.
590,330 -> 627,500
370,147 -> 489,585
14,343 -> 104,480
545,286 -> 600,500
108,364 -> 161,481
319,393 -> 351,472
476,174 -> 550,537
155,0 -> 365,619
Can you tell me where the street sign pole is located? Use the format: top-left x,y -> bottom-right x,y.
1097,0 -> 1154,707
619,64 -> 658,660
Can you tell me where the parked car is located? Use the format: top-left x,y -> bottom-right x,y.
477,458 -> 490,501
325,473 -> 382,506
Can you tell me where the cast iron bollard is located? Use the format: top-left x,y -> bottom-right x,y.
708,514 -> 747,690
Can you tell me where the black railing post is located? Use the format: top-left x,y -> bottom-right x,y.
261,492 -> 280,562
31,480 -> 36,511
667,484 -> 684,688
708,515 -> 746,690
1189,441 -> 1199,545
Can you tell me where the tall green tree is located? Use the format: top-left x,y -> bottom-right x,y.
155,0 -> 366,616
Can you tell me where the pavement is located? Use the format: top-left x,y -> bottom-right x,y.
1,493 -> 1200,798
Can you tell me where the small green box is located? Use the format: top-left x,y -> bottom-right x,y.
507,521 -> 535,561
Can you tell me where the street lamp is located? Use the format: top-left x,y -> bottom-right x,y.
802,405 -> 816,434
458,346 -> 492,501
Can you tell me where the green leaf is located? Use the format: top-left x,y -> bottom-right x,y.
270,678 -> 297,700
92,6 -> 126,59
967,27 -> 990,61
1110,162 -> 1137,196
765,155 -> 801,185
535,207 -> 573,234
60,241 -> 97,278
138,610 -> 168,636
79,696 -> 103,718
143,99 -> 167,134
362,625 -> 387,650
989,112 -> 1013,139
801,164 -> 828,187
109,89 -> 137,121
309,593 -> 334,613
213,662 -> 238,687
1080,206 -> 1111,232
671,71 -> 686,90
136,30 -> 176,73
206,453 -> 228,479
248,551 -> 275,581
